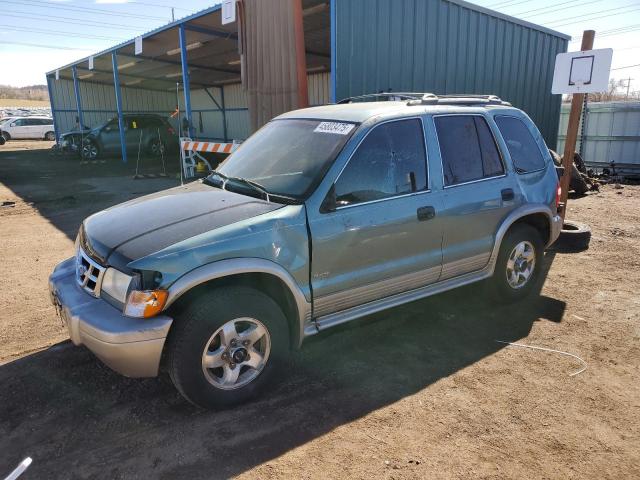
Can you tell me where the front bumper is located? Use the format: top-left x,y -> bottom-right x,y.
548,214 -> 563,247
48,258 -> 173,377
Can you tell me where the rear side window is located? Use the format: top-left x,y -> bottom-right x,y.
334,118 -> 427,206
434,115 -> 504,186
495,116 -> 546,173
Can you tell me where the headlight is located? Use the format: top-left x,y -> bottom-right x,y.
124,290 -> 168,318
101,267 -> 132,304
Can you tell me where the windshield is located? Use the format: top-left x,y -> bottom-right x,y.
216,118 -> 357,199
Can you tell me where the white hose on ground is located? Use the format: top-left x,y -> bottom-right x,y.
496,340 -> 588,376
4,457 -> 32,480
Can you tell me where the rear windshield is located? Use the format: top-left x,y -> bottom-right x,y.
218,119 -> 356,198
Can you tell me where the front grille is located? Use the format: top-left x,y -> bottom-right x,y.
76,247 -> 105,297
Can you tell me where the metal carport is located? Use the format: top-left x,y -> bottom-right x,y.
46,1 -> 331,163
47,0 -> 570,163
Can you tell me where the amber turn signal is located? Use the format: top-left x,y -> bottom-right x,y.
124,290 -> 169,318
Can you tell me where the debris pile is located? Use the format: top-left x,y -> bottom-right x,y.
549,150 -> 600,194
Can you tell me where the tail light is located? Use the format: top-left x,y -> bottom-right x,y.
556,181 -> 562,208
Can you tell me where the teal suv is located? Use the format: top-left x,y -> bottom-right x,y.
49,94 -> 562,408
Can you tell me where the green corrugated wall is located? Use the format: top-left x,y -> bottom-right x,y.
333,0 -> 569,146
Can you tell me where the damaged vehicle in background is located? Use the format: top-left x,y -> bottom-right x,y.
49,93 -> 563,409
80,113 -> 178,159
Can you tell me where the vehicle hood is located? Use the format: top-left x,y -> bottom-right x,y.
80,181 -> 282,268
61,129 -> 91,137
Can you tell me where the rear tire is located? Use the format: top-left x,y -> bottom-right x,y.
490,224 -> 544,303
44,131 -> 55,141
167,286 -> 290,409
148,139 -> 165,157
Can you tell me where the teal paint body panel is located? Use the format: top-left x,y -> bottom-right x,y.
333,0 -> 569,147
128,204 -> 312,301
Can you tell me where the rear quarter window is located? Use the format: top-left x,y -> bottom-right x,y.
494,116 -> 546,173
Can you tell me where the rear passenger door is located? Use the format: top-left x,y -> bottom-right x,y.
23,118 -> 43,139
434,114 -> 520,279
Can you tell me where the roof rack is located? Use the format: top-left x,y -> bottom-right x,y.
335,92 -> 511,107
406,93 -> 511,106
336,92 -> 425,104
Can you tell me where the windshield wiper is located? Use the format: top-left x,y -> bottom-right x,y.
203,170 -> 229,189
204,171 -> 300,204
231,177 -> 272,202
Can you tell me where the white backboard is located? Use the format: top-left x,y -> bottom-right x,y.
135,36 -> 143,55
222,0 -> 236,25
552,48 -> 613,94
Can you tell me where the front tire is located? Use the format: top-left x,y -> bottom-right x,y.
44,131 -> 56,141
490,224 -> 544,302
167,287 -> 290,409
81,140 -> 99,160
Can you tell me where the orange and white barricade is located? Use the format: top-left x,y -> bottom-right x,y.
180,137 -> 240,178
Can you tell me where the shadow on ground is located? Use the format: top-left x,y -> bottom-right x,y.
0,144 -> 566,478
0,258 -> 564,478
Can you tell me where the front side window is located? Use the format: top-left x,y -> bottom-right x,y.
217,119 -> 356,199
13,119 -> 25,127
495,116 -> 546,173
333,118 -> 427,207
435,115 -> 504,186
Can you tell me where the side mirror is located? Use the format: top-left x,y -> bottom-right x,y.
10,122 -> 16,127
320,185 -> 337,213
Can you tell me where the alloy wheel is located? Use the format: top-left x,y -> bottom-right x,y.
201,317 -> 271,390
506,240 -> 536,289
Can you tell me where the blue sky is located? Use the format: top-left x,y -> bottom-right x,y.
0,0 -> 639,93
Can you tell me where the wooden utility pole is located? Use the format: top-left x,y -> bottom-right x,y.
559,30 -> 595,220
292,0 -> 309,109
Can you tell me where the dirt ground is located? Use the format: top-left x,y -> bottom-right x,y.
0,141 -> 638,479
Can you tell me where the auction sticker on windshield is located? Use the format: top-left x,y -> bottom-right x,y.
314,122 -> 355,135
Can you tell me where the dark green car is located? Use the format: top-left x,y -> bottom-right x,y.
81,114 -> 177,159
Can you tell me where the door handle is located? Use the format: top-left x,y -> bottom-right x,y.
501,188 -> 515,201
417,206 -> 436,221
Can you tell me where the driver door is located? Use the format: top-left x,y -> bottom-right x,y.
308,118 -> 444,317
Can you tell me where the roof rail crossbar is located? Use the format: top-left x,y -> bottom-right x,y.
336,92 -> 428,104
406,94 -> 511,106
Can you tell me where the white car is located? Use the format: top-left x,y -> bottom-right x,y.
1,116 -> 55,141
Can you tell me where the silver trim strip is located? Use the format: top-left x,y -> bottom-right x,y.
314,265 -> 441,317
440,252 -> 491,280
165,258 -> 312,347
309,268 -> 493,336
